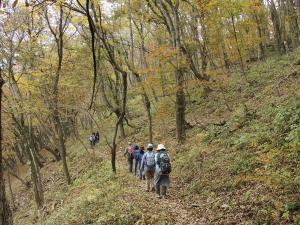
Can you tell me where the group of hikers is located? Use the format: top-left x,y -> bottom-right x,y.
124,142 -> 172,199
89,131 -> 100,147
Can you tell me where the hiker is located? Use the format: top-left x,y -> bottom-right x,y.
89,133 -> 96,148
124,142 -> 134,173
133,145 -> 140,176
137,146 -> 145,180
141,143 -> 156,192
95,131 -> 100,143
154,144 -> 172,199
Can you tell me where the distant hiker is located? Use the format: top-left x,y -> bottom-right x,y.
89,133 -> 96,148
141,143 -> 156,192
154,144 -> 171,199
137,146 -> 145,180
124,142 -> 134,173
95,131 -> 100,143
133,145 -> 140,176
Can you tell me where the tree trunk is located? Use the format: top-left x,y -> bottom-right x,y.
231,15 -> 246,77
139,4 -> 153,144
253,13 -> 266,59
269,0 -> 286,53
14,144 -> 26,165
53,113 -> 71,184
144,93 -> 153,143
175,68 -> 186,143
173,1 -> 186,143
154,0 -> 186,143
28,149 -> 44,209
220,38 -> 230,69
0,68 -> 13,225
46,4 -> 71,185
26,132 -> 44,209
7,173 -> 15,211
118,119 -> 126,139
287,0 -> 300,48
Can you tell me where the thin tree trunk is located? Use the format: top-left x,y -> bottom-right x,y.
144,93 -> 153,143
139,2 -> 153,143
128,0 -> 135,85
46,5 -> 71,185
269,0 -> 286,54
175,68 -> 186,143
221,39 -> 230,69
28,148 -> 44,209
53,114 -> 71,184
231,15 -> 246,77
287,0 -> 299,48
174,1 -> 186,143
26,127 -> 44,209
7,173 -> 15,211
254,13 -> 265,59
118,118 -> 126,139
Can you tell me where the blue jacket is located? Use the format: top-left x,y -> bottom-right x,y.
133,149 -> 139,160
137,150 -> 145,164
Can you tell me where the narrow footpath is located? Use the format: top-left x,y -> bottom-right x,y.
117,149 -> 205,225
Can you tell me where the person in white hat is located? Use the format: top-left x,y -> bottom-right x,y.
154,144 -> 171,199
141,143 -> 156,192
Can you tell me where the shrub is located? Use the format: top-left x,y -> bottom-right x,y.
230,152 -> 260,175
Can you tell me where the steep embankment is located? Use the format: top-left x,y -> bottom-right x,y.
173,50 -> 300,224
12,49 -> 300,224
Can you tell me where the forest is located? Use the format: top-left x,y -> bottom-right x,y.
0,0 -> 300,224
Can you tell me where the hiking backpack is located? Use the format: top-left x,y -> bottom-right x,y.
159,152 -> 172,175
133,149 -> 139,160
145,152 -> 155,169
127,146 -> 134,160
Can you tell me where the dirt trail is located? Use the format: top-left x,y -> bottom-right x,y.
136,180 -> 205,225
117,150 -> 204,225
123,171 -> 206,224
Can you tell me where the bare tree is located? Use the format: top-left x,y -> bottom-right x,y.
45,4 -> 71,184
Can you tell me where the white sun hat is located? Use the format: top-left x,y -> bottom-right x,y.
156,144 -> 166,151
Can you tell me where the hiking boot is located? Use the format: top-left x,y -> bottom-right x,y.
157,195 -> 162,199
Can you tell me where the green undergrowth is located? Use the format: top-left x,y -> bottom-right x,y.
41,162 -> 137,225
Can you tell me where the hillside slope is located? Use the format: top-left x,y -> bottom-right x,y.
11,50 -> 300,225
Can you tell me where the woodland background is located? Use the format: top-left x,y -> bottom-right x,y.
0,0 -> 300,224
